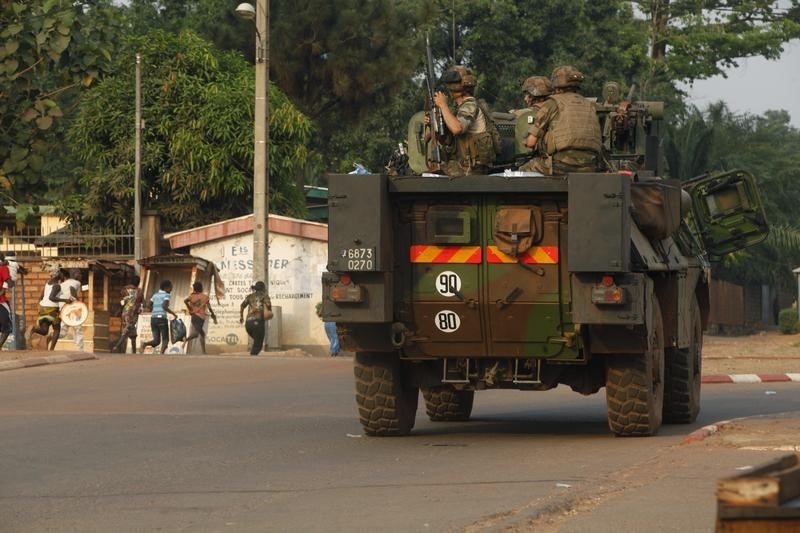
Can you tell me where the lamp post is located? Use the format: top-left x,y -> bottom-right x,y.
236,1 -> 269,288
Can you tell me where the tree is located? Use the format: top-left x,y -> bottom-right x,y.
663,106 -> 714,181
674,103 -> 800,290
449,0 -> 650,112
633,0 -> 800,95
66,29 -> 313,231
0,0 -> 123,207
118,0 -> 436,174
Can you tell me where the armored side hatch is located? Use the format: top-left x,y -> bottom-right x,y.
683,169 -> 769,260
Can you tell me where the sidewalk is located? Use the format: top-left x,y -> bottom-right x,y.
0,346 -> 331,372
2,331 -> 800,378
0,350 -> 98,371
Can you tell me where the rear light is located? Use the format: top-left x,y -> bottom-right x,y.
591,276 -> 626,305
330,282 -> 364,303
339,274 -> 352,285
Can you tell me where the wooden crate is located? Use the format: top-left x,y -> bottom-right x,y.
716,454 -> 800,532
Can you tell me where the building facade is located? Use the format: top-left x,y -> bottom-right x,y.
164,214 -> 329,353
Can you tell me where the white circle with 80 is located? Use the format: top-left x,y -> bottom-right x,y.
434,310 -> 461,333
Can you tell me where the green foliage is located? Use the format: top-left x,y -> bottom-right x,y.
671,103 -> 800,291
448,0 -> 649,111
633,0 -> 800,94
118,0 -> 435,176
66,29 -> 313,231
123,0 -> 253,60
664,107 -> 714,181
778,308 -> 799,334
0,0 -> 123,203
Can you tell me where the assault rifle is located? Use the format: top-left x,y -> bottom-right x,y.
425,34 -> 444,170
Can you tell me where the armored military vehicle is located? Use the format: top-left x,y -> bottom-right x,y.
321,91 -> 769,437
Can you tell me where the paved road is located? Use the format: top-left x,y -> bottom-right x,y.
1,356 -> 798,532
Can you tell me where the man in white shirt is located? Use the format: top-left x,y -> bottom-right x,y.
28,268 -> 72,350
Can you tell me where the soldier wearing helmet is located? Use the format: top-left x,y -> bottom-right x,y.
431,65 -> 496,176
520,66 -> 602,174
512,75 -> 553,116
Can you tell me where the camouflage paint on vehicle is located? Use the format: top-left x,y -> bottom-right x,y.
324,89 -> 769,438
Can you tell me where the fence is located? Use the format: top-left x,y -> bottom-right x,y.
708,278 -> 746,327
0,224 -> 134,259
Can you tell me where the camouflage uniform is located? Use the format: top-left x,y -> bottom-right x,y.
514,76 -> 553,153
435,66 -> 495,177
442,96 -> 494,176
520,67 -> 602,174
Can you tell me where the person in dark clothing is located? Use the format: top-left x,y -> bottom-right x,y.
113,275 -> 144,354
239,281 -> 271,356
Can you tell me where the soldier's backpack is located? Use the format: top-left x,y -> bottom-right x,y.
477,99 -> 502,160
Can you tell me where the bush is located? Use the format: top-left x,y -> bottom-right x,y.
778,308 -> 799,334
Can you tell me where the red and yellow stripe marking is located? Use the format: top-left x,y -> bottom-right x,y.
486,245 -> 559,264
410,245 -> 482,264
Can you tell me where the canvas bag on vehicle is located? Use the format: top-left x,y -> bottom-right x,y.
493,207 -> 543,256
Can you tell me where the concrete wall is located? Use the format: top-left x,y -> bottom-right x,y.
190,232 -> 329,352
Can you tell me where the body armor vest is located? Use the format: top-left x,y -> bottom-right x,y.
544,92 -> 602,155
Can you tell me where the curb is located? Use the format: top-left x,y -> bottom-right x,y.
0,353 -> 98,372
682,420 -> 734,444
702,373 -> 800,384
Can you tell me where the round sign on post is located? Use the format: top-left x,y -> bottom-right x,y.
60,302 -> 88,327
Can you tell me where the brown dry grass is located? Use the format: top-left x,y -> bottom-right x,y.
702,330 -> 800,375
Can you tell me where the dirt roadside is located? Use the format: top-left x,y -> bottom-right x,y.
1,330 -> 800,375
701,330 -> 800,375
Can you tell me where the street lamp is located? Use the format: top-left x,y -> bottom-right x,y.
236,1 -> 269,289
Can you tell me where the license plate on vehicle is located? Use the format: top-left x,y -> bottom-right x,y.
340,247 -> 376,271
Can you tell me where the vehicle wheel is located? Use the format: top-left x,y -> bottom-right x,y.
354,352 -> 419,436
422,386 -> 474,421
605,298 -> 665,436
663,297 -> 702,423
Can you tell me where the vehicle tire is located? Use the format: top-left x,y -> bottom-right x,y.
605,298 -> 665,436
422,386 -> 474,421
354,352 -> 419,436
663,297 -> 702,424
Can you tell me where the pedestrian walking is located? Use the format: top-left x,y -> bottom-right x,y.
113,275 -> 144,354
183,281 -> 217,354
141,280 -> 177,354
239,281 -> 271,356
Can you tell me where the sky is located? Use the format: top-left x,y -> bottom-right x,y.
683,39 -> 800,127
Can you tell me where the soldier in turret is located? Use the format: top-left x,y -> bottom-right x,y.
431,65 -> 496,176
511,75 -> 553,117
520,66 -> 602,174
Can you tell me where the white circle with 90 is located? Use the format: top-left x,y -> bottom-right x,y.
434,310 -> 461,333
435,271 -> 461,297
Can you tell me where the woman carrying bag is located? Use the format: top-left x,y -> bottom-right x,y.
239,281 -> 272,356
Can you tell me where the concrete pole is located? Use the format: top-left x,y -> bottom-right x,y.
134,53 -> 142,270
252,0 -> 269,289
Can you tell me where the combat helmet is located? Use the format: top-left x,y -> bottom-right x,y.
521,76 -> 553,98
551,66 -> 584,89
442,65 -> 477,92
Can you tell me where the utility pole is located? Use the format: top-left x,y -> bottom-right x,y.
252,0 -> 270,288
134,53 -> 142,270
